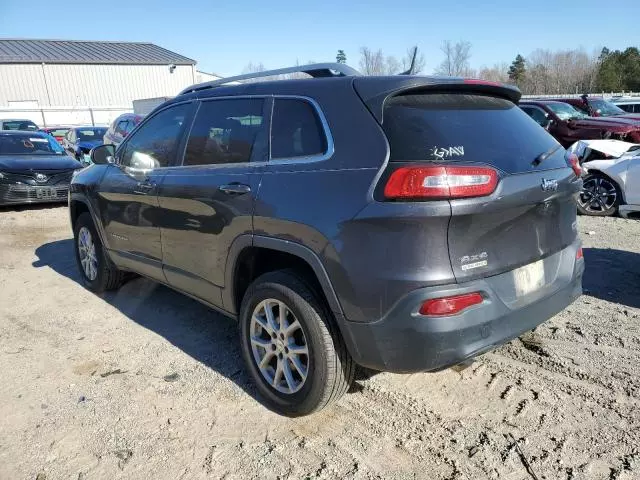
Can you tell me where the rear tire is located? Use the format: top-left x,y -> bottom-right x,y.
73,212 -> 125,292
239,270 -> 355,416
577,173 -> 621,217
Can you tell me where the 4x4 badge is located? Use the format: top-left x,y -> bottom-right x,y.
541,178 -> 558,192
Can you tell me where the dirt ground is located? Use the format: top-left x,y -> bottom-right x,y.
0,205 -> 639,480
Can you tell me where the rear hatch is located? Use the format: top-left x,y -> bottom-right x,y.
377,88 -> 580,282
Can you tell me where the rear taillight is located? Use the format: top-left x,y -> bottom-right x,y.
384,166 -> 498,200
419,292 -> 484,316
576,247 -> 584,260
464,79 -> 503,87
567,153 -> 582,177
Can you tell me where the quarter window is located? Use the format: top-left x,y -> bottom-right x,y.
183,99 -> 264,166
120,103 -> 189,169
271,99 -> 327,159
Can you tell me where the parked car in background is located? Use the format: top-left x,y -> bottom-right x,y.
103,113 -> 144,150
62,126 -> 107,164
549,95 -> 640,122
71,63 -> 584,415
0,119 -> 39,132
612,97 -> 640,114
520,100 -> 640,146
40,126 -> 71,144
568,139 -> 640,217
0,130 -> 81,206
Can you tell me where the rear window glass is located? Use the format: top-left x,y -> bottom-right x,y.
271,99 -> 327,159
382,93 -> 567,173
49,128 -> 69,137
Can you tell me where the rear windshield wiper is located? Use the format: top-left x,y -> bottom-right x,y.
532,144 -> 562,167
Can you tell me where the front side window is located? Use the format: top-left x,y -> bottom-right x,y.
183,99 -> 264,166
271,99 -> 327,159
121,103 -> 189,170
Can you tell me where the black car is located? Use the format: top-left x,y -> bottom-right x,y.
0,131 -> 82,206
70,63 -> 584,416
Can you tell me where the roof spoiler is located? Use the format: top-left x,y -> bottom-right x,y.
353,77 -> 521,123
179,63 -> 361,95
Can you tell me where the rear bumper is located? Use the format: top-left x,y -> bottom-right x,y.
340,242 -> 584,373
0,184 -> 69,206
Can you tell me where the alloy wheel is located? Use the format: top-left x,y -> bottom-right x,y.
249,299 -> 309,394
578,176 -> 617,214
77,226 -> 98,281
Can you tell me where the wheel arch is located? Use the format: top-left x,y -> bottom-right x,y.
223,235 -> 344,318
69,193 -> 110,249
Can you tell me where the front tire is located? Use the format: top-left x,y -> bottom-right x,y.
73,212 -> 125,292
577,173 -> 621,216
239,270 -> 355,416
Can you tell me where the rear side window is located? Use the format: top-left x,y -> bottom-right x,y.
271,99 -> 327,159
382,93 -> 566,173
184,99 -> 264,166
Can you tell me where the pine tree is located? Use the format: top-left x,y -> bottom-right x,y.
508,54 -> 526,85
336,50 -> 347,64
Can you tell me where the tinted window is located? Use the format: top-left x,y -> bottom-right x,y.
271,99 -> 327,159
382,93 -> 566,174
121,103 -> 189,169
184,99 -> 264,166
588,99 -> 626,117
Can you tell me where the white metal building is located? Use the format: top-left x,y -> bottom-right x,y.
0,39 -> 211,107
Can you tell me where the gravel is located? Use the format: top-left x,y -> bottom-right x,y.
0,205 -> 639,480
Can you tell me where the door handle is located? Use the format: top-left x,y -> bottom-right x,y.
134,180 -> 156,195
219,183 -> 251,195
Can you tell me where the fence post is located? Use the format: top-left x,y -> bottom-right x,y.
41,109 -> 47,127
89,108 -> 95,126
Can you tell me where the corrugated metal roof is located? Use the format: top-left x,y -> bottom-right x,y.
0,39 -> 196,65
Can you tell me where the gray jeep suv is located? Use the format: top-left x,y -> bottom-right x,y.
69,64 -> 584,416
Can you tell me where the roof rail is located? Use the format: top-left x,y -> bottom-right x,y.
179,62 -> 361,95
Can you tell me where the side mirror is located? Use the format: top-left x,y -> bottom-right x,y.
90,144 -> 115,165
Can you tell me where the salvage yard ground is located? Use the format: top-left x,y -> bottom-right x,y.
0,206 -> 639,480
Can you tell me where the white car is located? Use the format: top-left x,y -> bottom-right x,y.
568,139 -> 640,217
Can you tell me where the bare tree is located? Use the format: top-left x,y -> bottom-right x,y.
477,63 -> 509,83
386,56 -> 401,75
436,40 -> 472,76
520,48 -> 599,95
359,47 -> 386,75
401,46 -> 426,74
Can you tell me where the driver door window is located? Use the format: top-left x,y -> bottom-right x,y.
120,103 -> 190,171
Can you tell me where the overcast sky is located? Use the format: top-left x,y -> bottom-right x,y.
2,0 -> 638,76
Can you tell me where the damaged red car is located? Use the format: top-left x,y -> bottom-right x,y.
550,95 -> 640,122
519,100 -> 640,147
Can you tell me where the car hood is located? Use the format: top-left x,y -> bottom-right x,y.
568,117 -> 640,132
0,155 -> 82,172
613,113 -> 640,122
